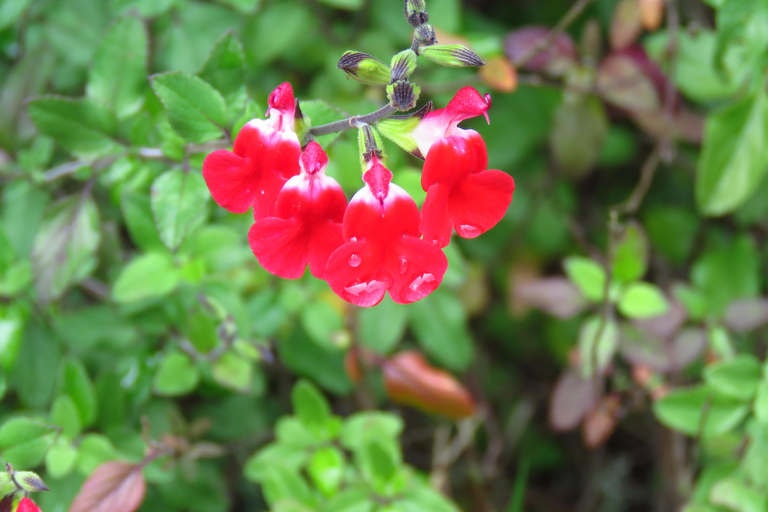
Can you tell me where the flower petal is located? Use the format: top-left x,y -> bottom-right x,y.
307,220 -> 344,279
249,218 -> 310,279
388,237 -> 448,304
202,149 -> 257,214
419,182 -> 453,248
448,169 -> 515,238
326,240 -> 391,307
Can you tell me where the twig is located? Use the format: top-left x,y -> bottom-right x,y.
614,143 -> 663,216
513,0 -> 596,68
309,103 -> 396,137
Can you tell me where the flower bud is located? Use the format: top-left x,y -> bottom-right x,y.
357,125 -> 385,168
404,0 -> 428,27
386,80 -> 420,112
375,102 -> 433,159
421,44 -> 484,67
390,49 -> 418,82
337,51 -> 391,85
13,472 -> 48,493
413,24 -> 437,47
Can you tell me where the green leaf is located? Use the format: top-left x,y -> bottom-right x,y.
0,417 -> 54,468
300,302 -> 344,350
578,316 -> 618,377
755,377 -> 768,424
612,223 -> 648,283
0,302 -> 27,371
27,97 -> 122,158
59,358 -> 97,427
308,446 -> 345,497
549,95 -> 608,179
211,352 -> 252,393
150,71 -> 227,143
50,395 -> 82,439
150,168 -> 210,251
356,296 -> 408,354
710,478 -> 767,512
316,0 -> 363,10
398,486 -> 461,512
32,196 -> 101,303
654,385 -> 750,436
244,443 -> 308,482
360,439 -> 397,491
0,0 -> 32,30
564,256 -> 606,302
278,328 -> 352,395
112,252 -> 181,303
120,192 -> 165,252
87,16 -> 148,118
214,0 -> 260,13
153,350 -> 200,396
340,412 -> 403,453
292,380 -> 332,431
198,32 -> 245,99
45,440 -> 78,479
299,99 -> 347,147
409,291 -> 473,372
696,91 -> 768,216
618,282 -> 669,319
704,354 -> 761,401
9,322 -> 61,409
261,465 -> 315,508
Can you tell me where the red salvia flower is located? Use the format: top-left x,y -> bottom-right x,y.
17,498 -> 41,512
325,156 -> 447,307
412,86 -> 515,248
202,82 -> 301,219
249,142 -> 346,279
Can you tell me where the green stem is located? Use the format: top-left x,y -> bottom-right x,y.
309,103 -> 396,137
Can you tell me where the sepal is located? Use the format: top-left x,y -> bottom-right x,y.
421,44 -> 484,68
358,125 -> 385,172
390,49 -> 417,82
293,99 -> 310,142
337,51 -> 391,85
414,24 -> 437,47
387,80 -> 420,111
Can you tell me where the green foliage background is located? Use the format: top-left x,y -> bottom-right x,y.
2,0 -> 768,511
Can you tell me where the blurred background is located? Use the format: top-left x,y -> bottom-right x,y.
2,0 -> 768,511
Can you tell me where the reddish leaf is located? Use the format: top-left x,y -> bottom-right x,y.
598,53 -> 660,112
610,0 -> 642,50
724,298 -> 768,332
515,277 -> 588,319
504,26 -> 577,75
639,0 -> 664,31
632,299 -> 687,341
69,462 -> 145,512
620,325 -> 705,372
582,394 -> 620,449
383,351 -> 475,419
549,369 -> 596,431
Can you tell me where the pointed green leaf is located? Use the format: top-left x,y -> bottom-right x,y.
153,351 -> 199,396
150,169 -> 210,251
112,252 -> 180,303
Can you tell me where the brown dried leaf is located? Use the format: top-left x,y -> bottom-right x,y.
639,0 -> 665,31
549,369 -> 596,431
582,394 -> 620,449
724,298 -> 768,332
480,56 -> 517,92
383,351 -> 475,419
344,350 -> 362,384
598,53 -> 660,112
515,277 -> 588,319
69,461 -> 145,512
610,0 -> 642,50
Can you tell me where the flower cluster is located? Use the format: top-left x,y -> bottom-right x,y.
202,83 -> 514,307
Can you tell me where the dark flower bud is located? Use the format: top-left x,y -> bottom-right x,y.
404,0 -> 428,27
421,44 -> 484,67
387,80 -> 420,112
390,49 -> 417,82
337,51 -> 391,85
413,24 -> 437,47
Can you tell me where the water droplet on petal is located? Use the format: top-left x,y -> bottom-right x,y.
349,237 -> 357,242
409,272 -> 436,292
348,254 -> 361,267
344,279 -> 388,305
458,224 -> 481,237
398,257 -> 408,275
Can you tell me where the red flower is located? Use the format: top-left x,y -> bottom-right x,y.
412,87 -> 515,248
325,156 -> 447,307
249,142 -> 346,279
17,498 -> 41,512
202,82 -> 301,219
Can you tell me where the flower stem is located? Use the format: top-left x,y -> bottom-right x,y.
309,103 -> 396,137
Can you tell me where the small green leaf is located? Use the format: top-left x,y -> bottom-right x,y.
612,223 -> 648,283
308,447 -> 345,497
150,168 -> 210,251
696,91 -> 768,216
0,0 -> 32,30
357,297 -> 408,354
316,0 -> 363,10
27,97 -> 122,158
87,16 -> 148,118
298,99 -> 346,147
198,32 -> 246,99
153,351 -> 200,396
120,192 -> 164,252
704,354 -> 761,401
340,412 -> 403,453
112,252 -> 180,303
45,441 -> 78,479
578,316 -> 619,377
409,291 -> 473,372
261,465 -> 315,508
755,377 -> 768,424
59,358 -> 97,427
0,417 -> 53,468
360,439 -> 397,491
618,282 -> 669,319
291,380 -> 331,431
211,352 -> 252,393
654,385 -> 750,436
32,196 -> 101,303
564,256 -> 606,302
50,395 -> 82,439
244,443 -> 308,482
300,302 -> 344,350
150,71 -> 227,143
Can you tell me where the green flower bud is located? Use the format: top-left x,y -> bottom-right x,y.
413,24 -> 437,47
357,125 -> 385,172
387,80 -> 420,112
421,44 -> 485,67
377,101 -> 433,159
337,51 -> 391,85
404,0 -> 428,27
13,472 -> 48,493
390,50 -> 418,82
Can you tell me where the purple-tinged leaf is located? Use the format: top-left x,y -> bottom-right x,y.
550,369 -> 596,431
724,298 -> 768,332
514,277 -> 588,319
504,26 -> 577,75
